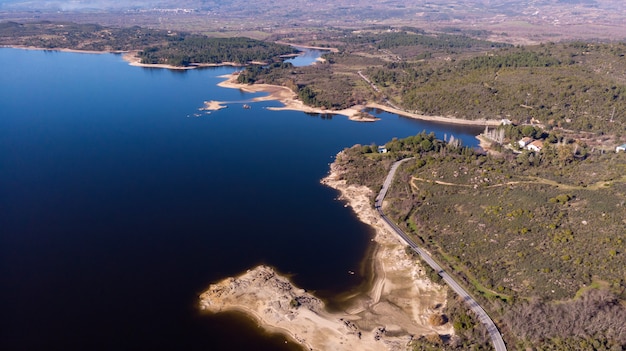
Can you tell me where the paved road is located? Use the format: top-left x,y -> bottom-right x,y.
375,158 -> 507,351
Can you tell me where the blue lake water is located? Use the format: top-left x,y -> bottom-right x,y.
285,47 -> 328,66
0,48 -> 482,350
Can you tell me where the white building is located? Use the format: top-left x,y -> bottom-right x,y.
527,140 -> 544,152
518,137 -> 533,148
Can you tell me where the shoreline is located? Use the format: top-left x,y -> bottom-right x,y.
5,45 -> 501,127
0,46 -> 256,70
365,103 -> 502,127
199,158 -> 452,351
212,73 -> 502,127
214,73 -> 378,122
2,45 -> 114,55
121,50 -> 250,70
276,42 -> 339,53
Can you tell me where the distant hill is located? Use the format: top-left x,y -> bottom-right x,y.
2,1 -> 625,43
0,1 -> 158,10
3,1 -> 623,18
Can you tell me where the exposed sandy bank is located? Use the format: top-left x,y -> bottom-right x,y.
200,100 -> 227,111
365,103 -> 501,127
215,74 -> 500,126
215,74 -> 377,122
4,45 -> 112,55
199,155 -> 452,351
476,134 -> 496,152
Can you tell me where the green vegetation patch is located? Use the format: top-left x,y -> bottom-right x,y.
366,42 -> 626,133
334,131 -> 626,350
138,36 -> 298,66
0,21 -> 298,66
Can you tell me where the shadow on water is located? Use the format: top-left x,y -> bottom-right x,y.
199,312 -> 305,351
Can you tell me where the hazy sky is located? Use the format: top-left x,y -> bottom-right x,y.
0,1 -> 161,10
2,1 -> 622,12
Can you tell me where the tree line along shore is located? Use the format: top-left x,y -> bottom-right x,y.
332,129 -> 625,350
0,21 -> 299,66
3,21 -> 625,141
3,20 -> 626,350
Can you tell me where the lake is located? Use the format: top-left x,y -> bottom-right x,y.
0,48 -> 482,350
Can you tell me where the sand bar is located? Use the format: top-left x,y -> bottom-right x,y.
199,157 -> 453,351
200,101 -> 228,111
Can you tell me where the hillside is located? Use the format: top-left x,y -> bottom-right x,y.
2,1 -> 626,43
0,21 -> 298,66
240,30 -> 626,140
332,130 -> 626,350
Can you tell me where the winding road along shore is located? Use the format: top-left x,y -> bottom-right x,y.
374,158 -> 508,351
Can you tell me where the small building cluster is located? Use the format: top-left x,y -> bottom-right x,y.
518,137 -> 544,152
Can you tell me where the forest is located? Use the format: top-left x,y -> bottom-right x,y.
0,21 -> 298,66
137,36 -> 298,66
3,21 -> 625,349
0,21 -> 171,51
365,42 -> 626,134
332,129 -> 626,350
240,29 -> 626,136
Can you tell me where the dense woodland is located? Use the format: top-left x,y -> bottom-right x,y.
340,28 -> 510,53
365,42 -> 626,134
6,22 -> 626,134
333,129 -> 626,350
243,29 -> 626,136
0,21 -> 297,66
0,21 -> 171,51
137,36 -> 298,66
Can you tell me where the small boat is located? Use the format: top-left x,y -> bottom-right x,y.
243,104 -> 251,109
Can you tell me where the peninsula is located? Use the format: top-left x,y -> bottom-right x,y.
208,73 -> 502,126
199,161 -> 454,351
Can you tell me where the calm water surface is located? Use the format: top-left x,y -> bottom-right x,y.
0,48 -> 482,351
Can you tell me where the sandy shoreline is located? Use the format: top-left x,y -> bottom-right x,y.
121,51 -> 250,70
199,159 -> 452,351
7,45 -> 500,127
276,42 -> 339,53
213,74 -> 378,122
366,103 -> 502,127
8,44 -> 465,349
2,45 -> 114,55
211,73 -> 501,126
